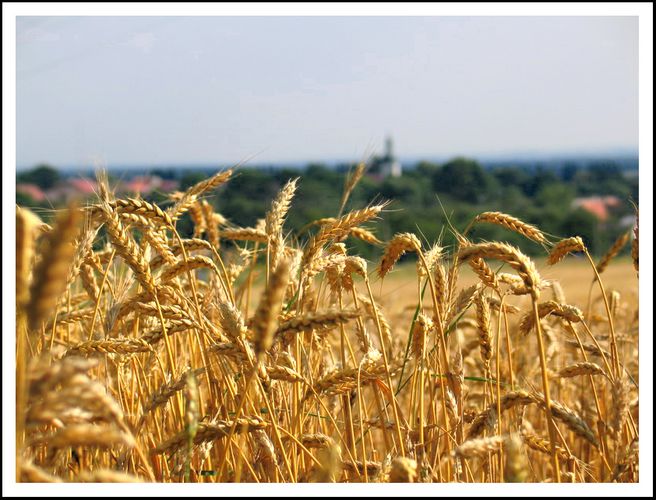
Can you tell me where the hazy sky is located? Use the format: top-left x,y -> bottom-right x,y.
16,16 -> 638,167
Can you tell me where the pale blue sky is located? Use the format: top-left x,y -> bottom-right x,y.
16,16 -> 638,168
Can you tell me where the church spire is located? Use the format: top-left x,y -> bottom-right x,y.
385,136 -> 394,159
382,135 -> 402,177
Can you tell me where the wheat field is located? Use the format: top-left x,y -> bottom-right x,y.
15,168 -> 639,484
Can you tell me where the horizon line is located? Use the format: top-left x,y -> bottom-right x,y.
16,147 -> 639,172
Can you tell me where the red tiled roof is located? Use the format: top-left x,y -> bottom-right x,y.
159,180 -> 179,192
603,195 -> 621,207
69,178 -> 98,194
572,196 -> 622,222
578,199 -> 608,221
17,183 -> 46,201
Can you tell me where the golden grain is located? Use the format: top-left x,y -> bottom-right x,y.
15,169 -> 638,484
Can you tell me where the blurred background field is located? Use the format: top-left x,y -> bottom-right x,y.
379,258 -> 638,308
241,254 -> 637,306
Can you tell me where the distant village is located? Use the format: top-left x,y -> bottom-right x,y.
17,175 -> 180,204
17,173 -> 632,229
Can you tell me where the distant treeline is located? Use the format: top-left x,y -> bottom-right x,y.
16,158 -> 638,257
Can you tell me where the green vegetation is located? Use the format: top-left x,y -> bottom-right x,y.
202,158 -> 636,257
16,164 -> 61,190
16,158 -> 638,257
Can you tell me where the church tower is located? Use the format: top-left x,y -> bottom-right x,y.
382,136 -> 402,177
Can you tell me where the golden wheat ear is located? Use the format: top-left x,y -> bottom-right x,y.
458,241 -> 542,300
472,211 -> 547,244
339,162 -> 367,215
168,169 -> 234,220
389,456 -> 418,482
504,433 -> 530,483
547,236 -> 586,265
27,204 -> 82,331
251,258 -> 291,358
377,232 -> 421,279
16,206 -> 42,313
595,231 -> 631,276
302,202 -> 388,268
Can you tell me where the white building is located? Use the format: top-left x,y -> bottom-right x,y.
372,136 -> 402,178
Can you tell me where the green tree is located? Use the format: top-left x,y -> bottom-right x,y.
493,166 -> 530,187
17,164 -> 61,190
559,208 -> 598,253
520,168 -> 558,197
379,176 -> 423,204
432,158 -> 498,204
151,168 -> 178,180
534,183 -> 575,208
561,163 -> 578,182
